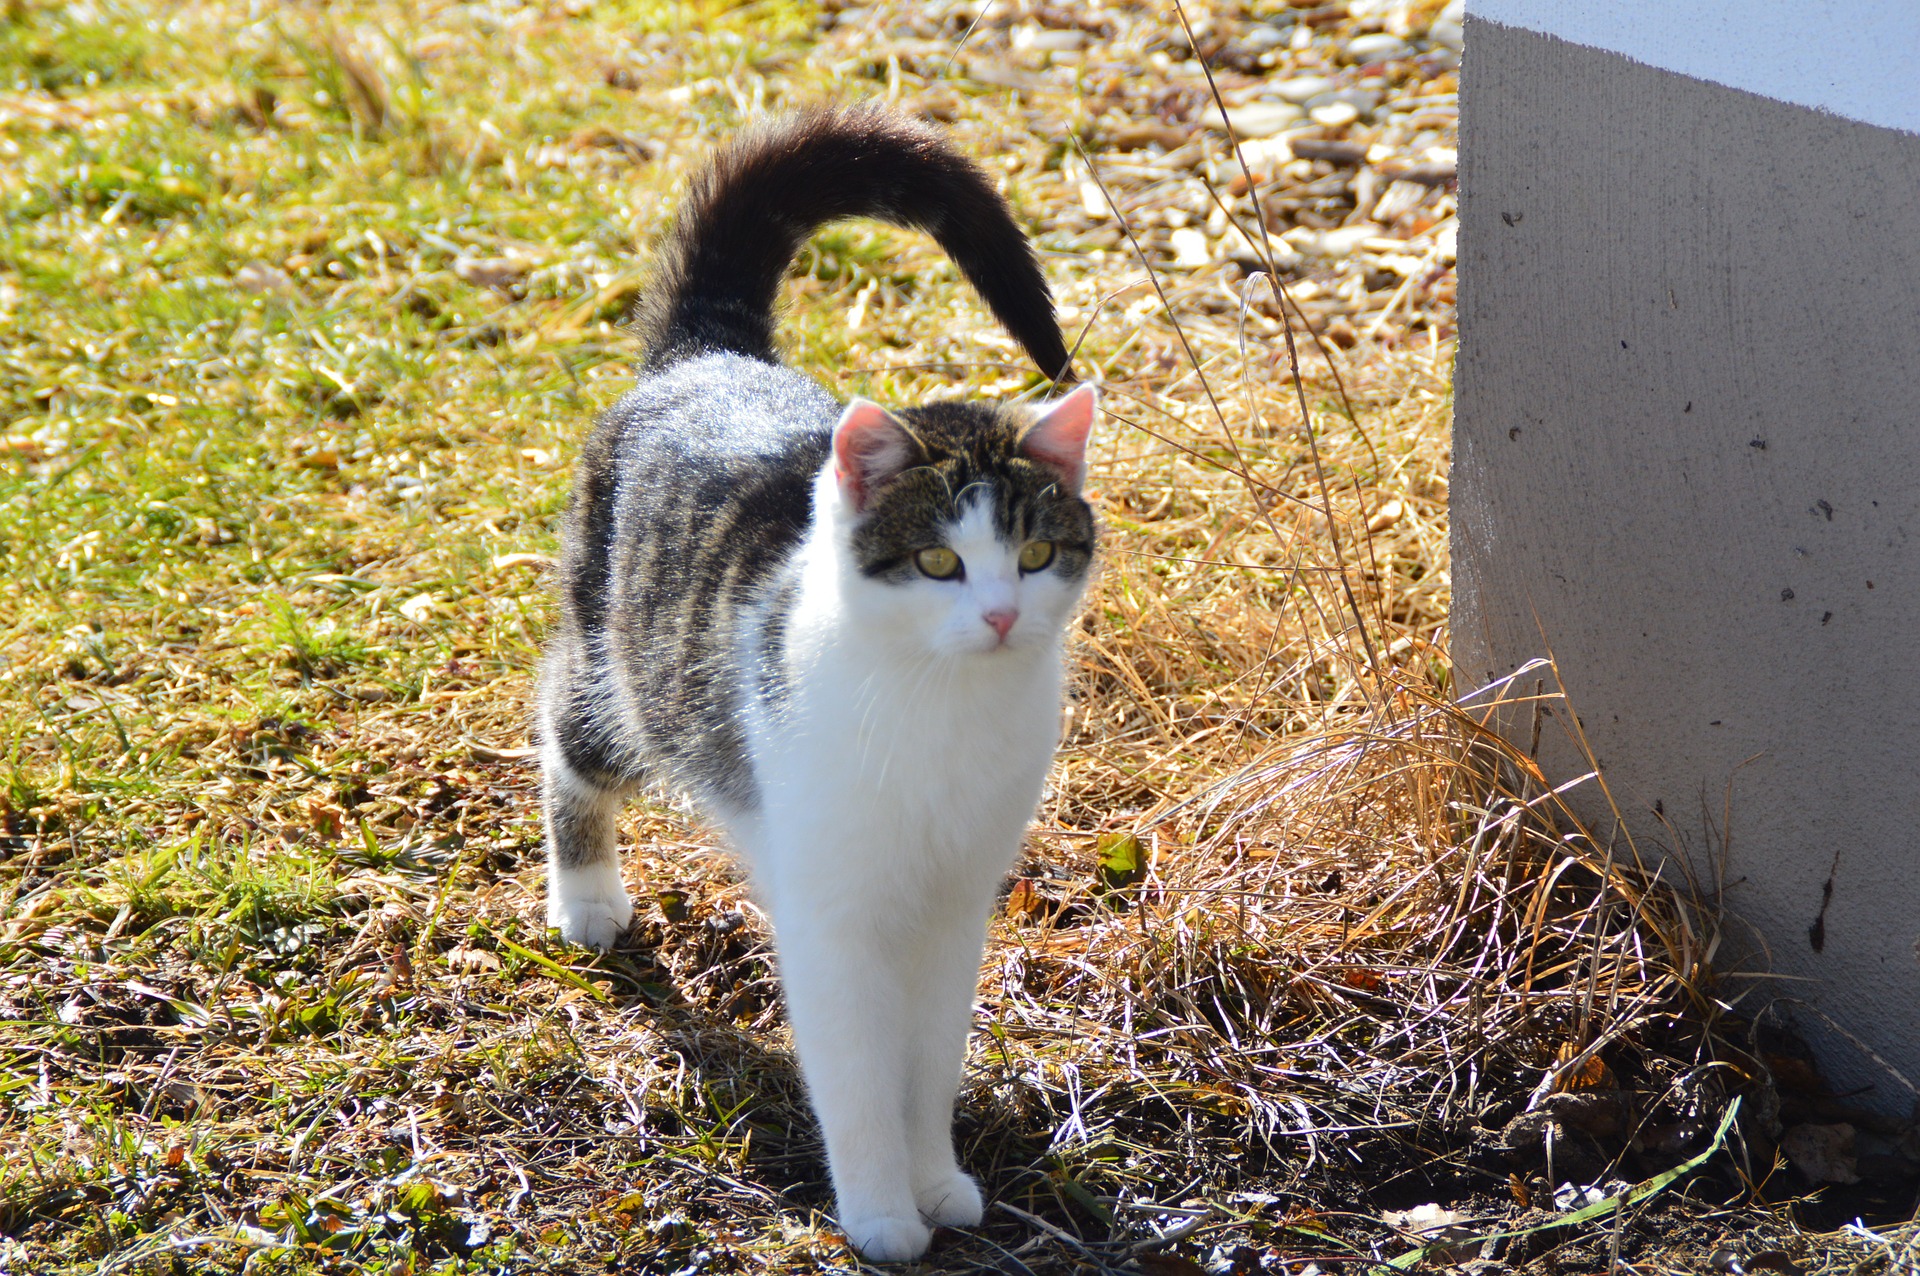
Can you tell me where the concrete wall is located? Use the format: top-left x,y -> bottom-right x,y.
1454,2 -> 1920,1111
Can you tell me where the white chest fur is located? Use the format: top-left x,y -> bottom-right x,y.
737,587 -> 1065,912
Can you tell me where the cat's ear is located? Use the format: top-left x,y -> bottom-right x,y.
833,399 -> 920,512
1019,383 -> 1098,494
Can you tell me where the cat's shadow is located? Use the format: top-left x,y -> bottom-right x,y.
588,913 -> 835,1209
581,916 -> 1064,1251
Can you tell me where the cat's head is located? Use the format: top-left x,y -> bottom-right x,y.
825,385 -> 1098,658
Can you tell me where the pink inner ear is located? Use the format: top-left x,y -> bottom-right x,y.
1020,383 -> 1099,493
833,399 -> 916,511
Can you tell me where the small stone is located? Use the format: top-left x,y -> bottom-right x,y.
1236,136 -> 1296,167
1309,101 -> 1360,128
1208,101 -> 1304,138
1284,225 -> 1378,258
1107,120 -> 1188,150
1345,33 -> 1414,62
1271,75 -> 1334,104
1783,1123 -> 1862,1184
1290,138 -> 1370,165
1382,159 -> 1457,186
1306,88 -> 1382,114
1372,179 -> 1431,222
453,255 -> 525,289
1227,243 -> 1302,276
964,60 -> 1047,93
1541,1089 -> 1628,1139
1014,26 -> 1085,53
398,592 -> 439,622
1078,177 -> 1108,219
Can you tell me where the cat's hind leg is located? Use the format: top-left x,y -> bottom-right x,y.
540,667 -> 638,950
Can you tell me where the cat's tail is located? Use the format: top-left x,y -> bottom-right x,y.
632,105 -> 1074,382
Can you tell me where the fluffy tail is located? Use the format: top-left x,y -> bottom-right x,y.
631,105 -> 1074,382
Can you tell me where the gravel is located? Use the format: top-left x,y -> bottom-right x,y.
813,0 -> 1461,349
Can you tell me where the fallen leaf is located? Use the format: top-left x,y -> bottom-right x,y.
445,946 -> 501,973
304,796 -> 346,840
1553,1041 -> 1614,1090
1005,878 -> 1041,920
1096,831 -> 1146,890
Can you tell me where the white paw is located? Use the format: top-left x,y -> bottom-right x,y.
914,1170 -> 983,1228
547,871 -> 633,950
841,1211 -> 932,1262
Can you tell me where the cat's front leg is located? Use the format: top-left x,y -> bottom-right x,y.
904,910 -> 993,1229
771,912 -> 932,1261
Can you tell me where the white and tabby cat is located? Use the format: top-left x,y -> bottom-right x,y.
538,105 -> 1096,1261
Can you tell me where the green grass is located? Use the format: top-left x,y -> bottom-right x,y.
0,4 -> 849,1270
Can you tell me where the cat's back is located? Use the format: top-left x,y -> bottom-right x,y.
554,353 -> 838,807
565,352 -> 836,597
601,351 -> 837,471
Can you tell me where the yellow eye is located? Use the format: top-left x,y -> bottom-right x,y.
915,547 -> 961,579
1019,540 -> 1055,572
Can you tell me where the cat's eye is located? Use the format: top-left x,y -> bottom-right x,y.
1018,540 -> 1055,572
916,547 -> 962,579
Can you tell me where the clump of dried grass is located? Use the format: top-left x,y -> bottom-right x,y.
1018,188 -> 1716,1176
996,668 -> 1726,1146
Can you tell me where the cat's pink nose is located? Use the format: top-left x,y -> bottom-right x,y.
984,609 -> 1018,641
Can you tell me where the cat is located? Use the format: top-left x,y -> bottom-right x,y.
537,104 -> 1097,1262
